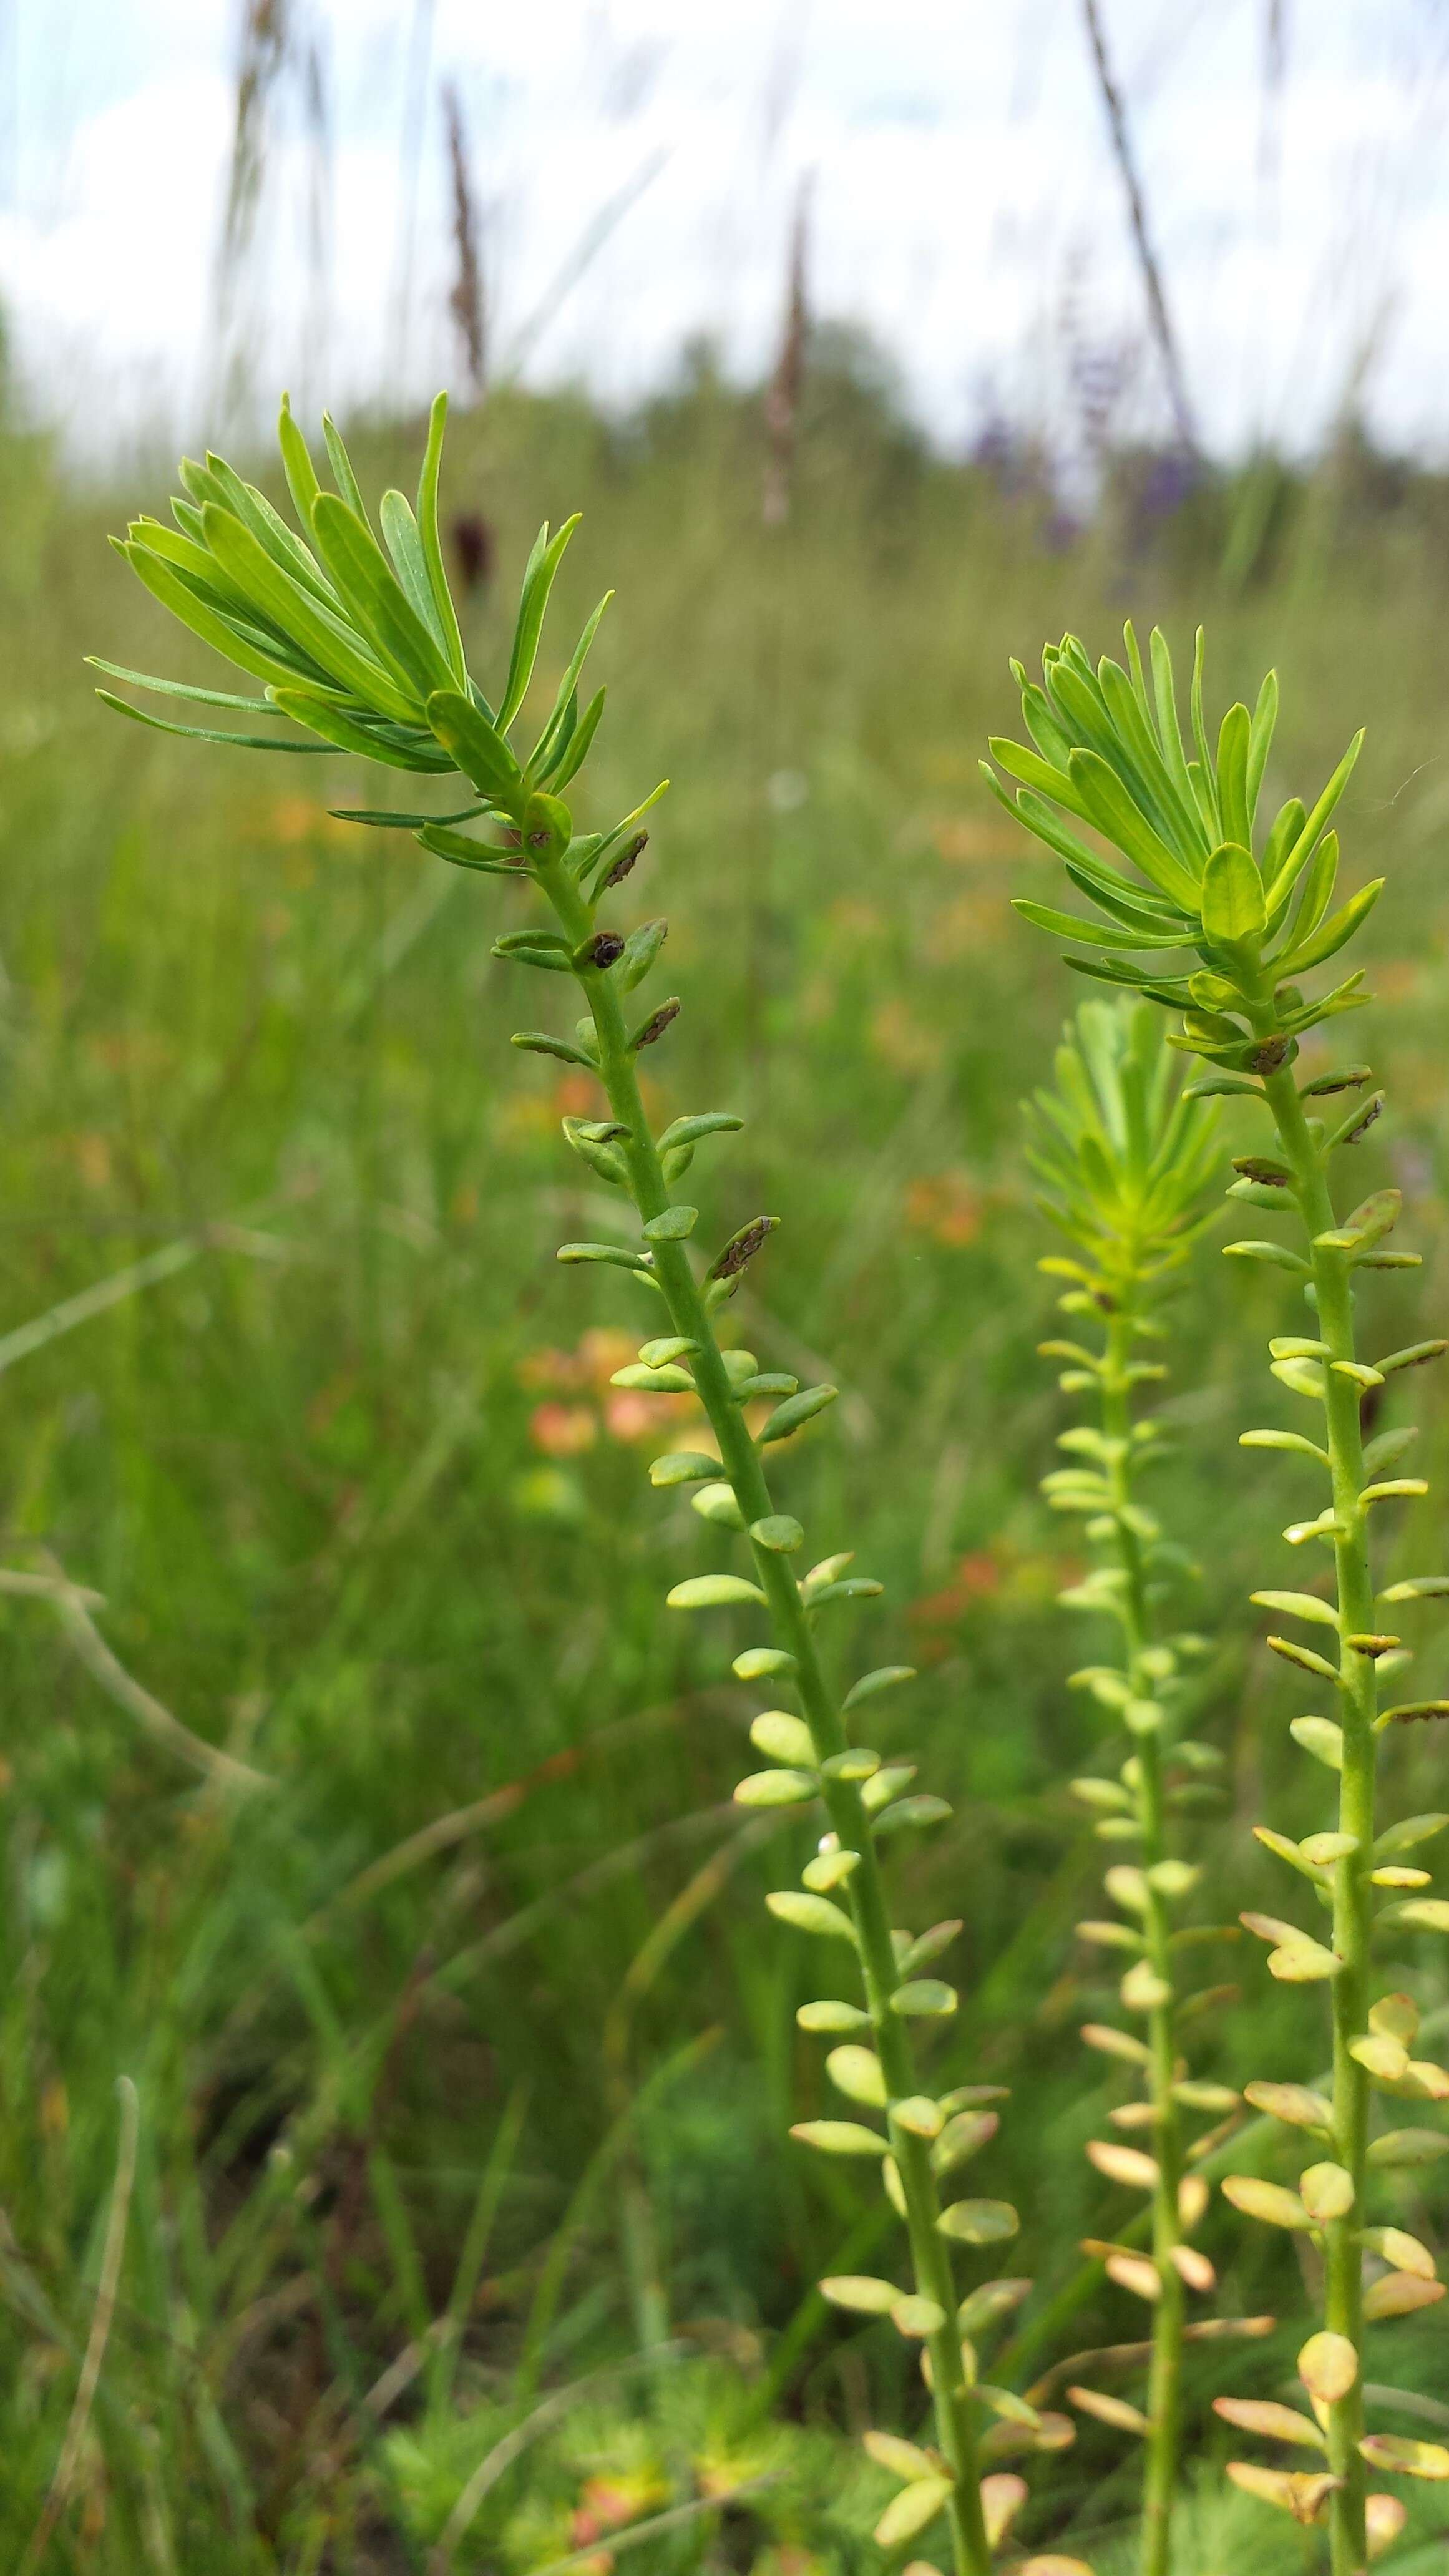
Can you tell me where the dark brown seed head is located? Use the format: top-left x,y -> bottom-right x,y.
605,832 -> 648,889
1342,1096 -> 1383,1145
584,931 -> 625,970
1246,1037 -> 1292,1076
633,998 -> 681,1049
1300,1066 -> 1370,1097
708,1214 -> 781,1281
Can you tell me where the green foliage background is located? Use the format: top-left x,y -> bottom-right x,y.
0,351 -> 1446,2567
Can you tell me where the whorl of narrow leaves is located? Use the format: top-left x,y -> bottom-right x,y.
983,625 -> 1368,1066
98,400 -> 1078,2576
1029,1003 -> 1225,2576
999,632 -> 1448,2576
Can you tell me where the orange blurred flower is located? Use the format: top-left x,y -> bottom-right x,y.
552,1071 -> 599,1119
268,796 -> 320,844
905,1173 -> 984,1247
603,1388 -> 698,1443
930,812 -> 1020,864
517,1346 -> 582,1393
931,892 -> 1005,959
910,1552 -> 1002,1627
265,794 -> 349,847
869,998 -> 943,1076
908,1544 -> 1080,1654
528,1403 -> 598,1457
577,1327 -> 636,1389
578,2474 -> 663,2529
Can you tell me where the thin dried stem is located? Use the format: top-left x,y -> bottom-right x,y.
1079,0 -> 1196,452
21,2077 -> 140,2574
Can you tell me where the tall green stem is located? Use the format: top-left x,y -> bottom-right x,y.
1100,1311 -> 1185,2576
1251,1013 -> 1373,2576
539,853 -> 992,2576
990,618 -> 1441,2574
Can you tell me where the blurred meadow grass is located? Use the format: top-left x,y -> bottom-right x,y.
0,343 -> 1447,2567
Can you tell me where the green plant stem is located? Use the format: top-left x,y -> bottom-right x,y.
1100,1309 -> 1184,2576
1251,1008 -> 1373,2576
538,851 -> 992,2576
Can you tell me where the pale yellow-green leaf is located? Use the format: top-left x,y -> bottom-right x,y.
1221,2175 -> 1309,2230
1178,2174 -> 1209,2231
766,1890 -> 858,1944
796,1998 -> 867,2033
1147,1858 -> 1200,1899
749,1709 -> 814,1765
1216,2398 -> 1326,2451
1081,2022 -> 1151,2066
1105,1864 -> 1149,1915
666,1573 -> 767,1609
734,1767 -> 816,1807
1387,2057 -> 1449,2102
1359,2433 -> 1449,2481
1070,2386 -> 1149,2436
789,2119 -> 886,2158
1269,1938 -> 1341,1983
1299,2161 -> 1355,2223
892,1978 -> 958,2017
862,2427 -> 941,2482
1171,2242 -> 1216,2292
890,2293 -> 947,2339
1105,2251 -> 1162,2303
1291,1715 -> 1344,1770
957,2277 -> 1032,2338
1366,2495 -> 1407,2559
1301,1831 -> 1358,1865
1201,839 -> 1266,942
1350,2032 -> 1409,2083
1226,2462 -> 1342,2524
1372,1988 -> 1413,2050
821,2275 -> 899,2315
1243,2080 -> 1333,2132
1362,2271 -> 1446,2321
826,2045 -> 886,2109
1121,1959 -> 1172,2012
1357,2225 -> 1436,2280
873,2475 -> 954,2548
975,2384 -> 1040,2427
893,2095 -> 946,2139
1367,2127 -> 1449,2168
1298,2331 -> 1357,2403
1086,2139 -> 1158,2192
802,1846 -> 861,1891
938,2197 -> 1019,2245
932,2109 -> 998,2175
980,2472 -> 1028,2548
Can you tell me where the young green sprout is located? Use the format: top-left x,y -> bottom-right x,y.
96,398 -> 1085,2576
1027,999 -> 1238,2576
991,631 -> 1449,2576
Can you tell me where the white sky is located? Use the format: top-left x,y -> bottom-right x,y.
4,0 -> 1449,464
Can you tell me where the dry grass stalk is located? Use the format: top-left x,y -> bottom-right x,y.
763,178 -> 812,528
